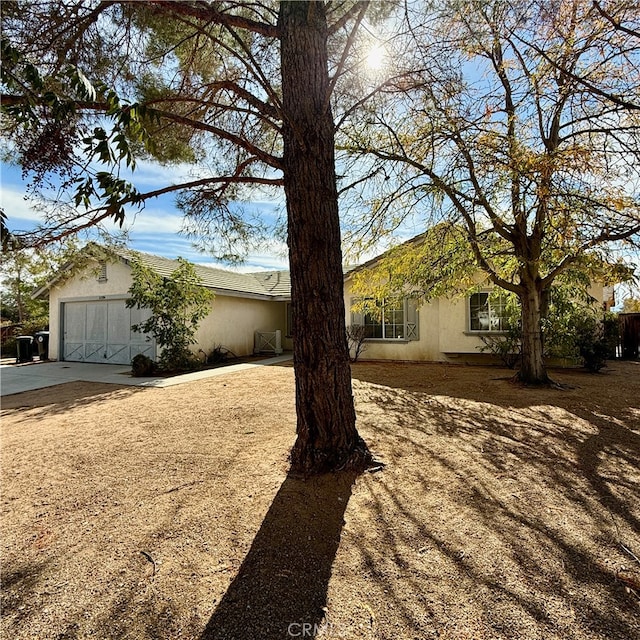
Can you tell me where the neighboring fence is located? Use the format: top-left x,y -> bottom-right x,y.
0,324 -> 22,344
618,313 -> 640,360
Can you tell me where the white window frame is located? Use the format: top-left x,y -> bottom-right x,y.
468,291 -> 508,332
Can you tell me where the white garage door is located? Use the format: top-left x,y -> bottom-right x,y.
63,300 -> 155,364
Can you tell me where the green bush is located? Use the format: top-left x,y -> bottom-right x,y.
22,317 -> 49,335
479,326 -> 521,368
478,293 -> 521,368
207,344 -> 237,365
573,312 -> 619,372
126,257 -> 214,373
131,354 -> 156,377
157,347 -> 201,372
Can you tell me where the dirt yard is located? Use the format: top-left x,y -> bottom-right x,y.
1,360 -> 639,639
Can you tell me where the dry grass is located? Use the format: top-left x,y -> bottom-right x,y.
1,360 -> 639,639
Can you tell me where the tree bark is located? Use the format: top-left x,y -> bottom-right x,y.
517,280 -> 551,385
279,1 -> 372,474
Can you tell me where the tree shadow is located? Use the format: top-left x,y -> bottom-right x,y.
344,366 -> 640,638
1,382 -> 144,422
200,471 -> 356,640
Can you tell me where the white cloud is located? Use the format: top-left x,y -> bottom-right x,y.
0,185 -> 44,224
1,160 -> 290,270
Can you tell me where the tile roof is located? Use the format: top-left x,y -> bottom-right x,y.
119,249 -> 291,300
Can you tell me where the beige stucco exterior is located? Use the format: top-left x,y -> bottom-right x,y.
344,276 -> 611,363
45,252 -> 612,366
344,279 -> 480,362
46,259 -> 291,362
194,294 -> 290,357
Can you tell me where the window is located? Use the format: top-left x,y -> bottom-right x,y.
469,292 -> 507,332
351,298 -> 419,341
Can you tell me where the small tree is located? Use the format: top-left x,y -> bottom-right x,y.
346,324 -> 368,363
126,258 -> 213,372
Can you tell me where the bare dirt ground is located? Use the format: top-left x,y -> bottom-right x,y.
1,360 -> 639,640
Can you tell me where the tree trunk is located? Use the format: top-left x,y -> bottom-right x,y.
517,281 -> 551,385
279,1 -> 372,474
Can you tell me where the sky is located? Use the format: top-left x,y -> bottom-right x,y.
0,160 -> 291,273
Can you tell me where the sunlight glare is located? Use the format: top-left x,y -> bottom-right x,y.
365,44 -> 386,71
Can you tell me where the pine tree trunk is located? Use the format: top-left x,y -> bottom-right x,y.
279,1 -> 372,474
517,283 -> 551,385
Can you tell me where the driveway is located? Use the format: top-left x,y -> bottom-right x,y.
0,355 -> 292,397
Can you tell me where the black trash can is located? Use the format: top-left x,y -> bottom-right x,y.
34,331 -> 50,360
16,336 -> 34,363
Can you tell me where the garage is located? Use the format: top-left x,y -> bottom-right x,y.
62,300 -> 155,365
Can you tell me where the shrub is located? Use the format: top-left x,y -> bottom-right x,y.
478,293 -> 521,368
573,312 -> 619,372
127,257 -> 214,372
1,336 -> 17,359
22,317 -> 49,335
346,324 -> 368,362
479,326 -> 521,368
207,344 -> 237,365
131,354 -> 156,377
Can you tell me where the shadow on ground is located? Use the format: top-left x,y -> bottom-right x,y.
1,382 -> 144,420
341,361 -> 640,638
2,361 -> 639,639
200,471 -> 356,640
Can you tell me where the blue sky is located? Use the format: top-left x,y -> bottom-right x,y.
0,160 -> 291,272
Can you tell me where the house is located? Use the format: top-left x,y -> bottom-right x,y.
342,252 -> 614,365
34,248 -> 291,365
36,243 -> 613,366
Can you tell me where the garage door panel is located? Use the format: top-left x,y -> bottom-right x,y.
86,303 -> 107,343
107,302 -> 130,344
63,300 -> 155,364
85,342 -> 106,362
64,303 -> 87,344
105,343 -> 130,365
130,342 -> 154,359
63,342 -> 84,361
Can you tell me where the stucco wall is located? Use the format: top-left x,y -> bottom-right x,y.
344,275 -> 611,363
195,296 -> 289,358
438,296 -> 487,354
47,259 -> 290,361
344,280 -> 466,362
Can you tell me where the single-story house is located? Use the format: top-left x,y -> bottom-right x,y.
343,261 -> 615,364
34,248 -> 292,364
35,244 -> 614,365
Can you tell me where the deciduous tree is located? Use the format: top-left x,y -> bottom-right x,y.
126,256 -> 214,371
346,0 -> 640,384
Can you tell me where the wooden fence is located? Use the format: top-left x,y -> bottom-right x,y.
619,313 -> 640,360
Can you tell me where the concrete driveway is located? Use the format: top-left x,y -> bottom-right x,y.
0,355 -> 292,397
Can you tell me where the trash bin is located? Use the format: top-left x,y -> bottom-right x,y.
34,331 -> 50,360
16,336 -> 34,363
